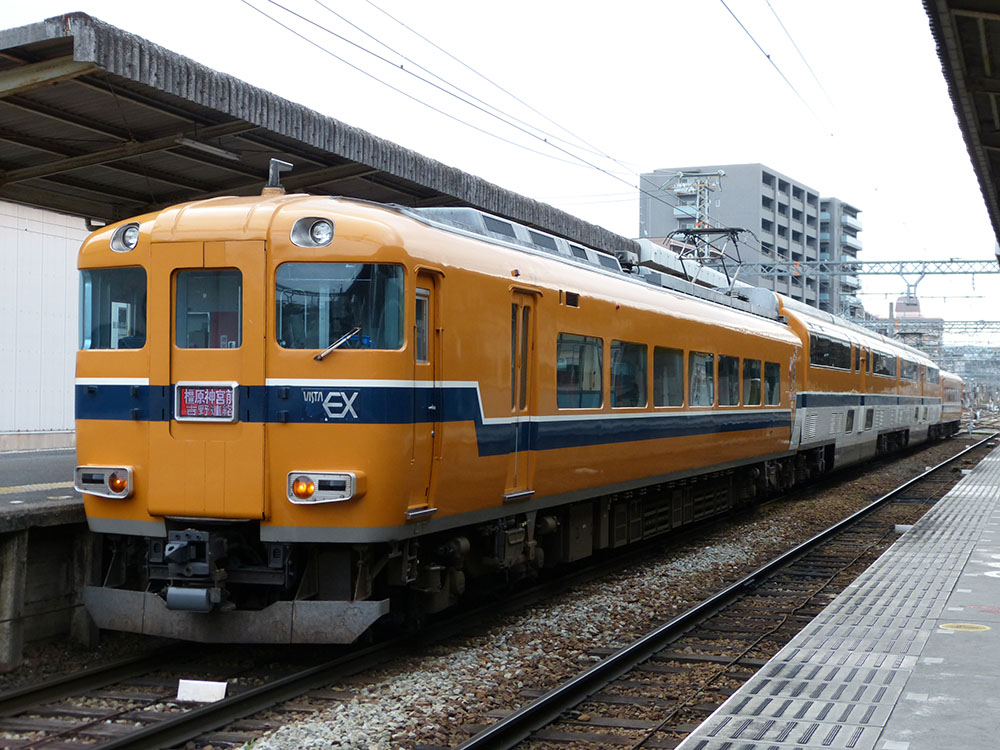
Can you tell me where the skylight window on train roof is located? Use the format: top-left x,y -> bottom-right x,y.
527,230 -> 558,252
596,254 -> 620,271
482,215 -> 517,239
569,245 -> 589,260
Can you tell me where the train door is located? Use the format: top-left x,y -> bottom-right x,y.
147,241 -> 266,519
410,273 -> 440,515
505,292 -> 535,501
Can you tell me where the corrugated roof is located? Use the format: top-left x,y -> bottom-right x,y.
0,12 -> 637,257
925,0 -> 1000,250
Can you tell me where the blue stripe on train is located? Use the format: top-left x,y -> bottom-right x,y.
795,393 -> 941,408
76,384 -> 792,457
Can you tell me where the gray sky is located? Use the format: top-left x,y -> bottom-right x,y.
5,1 -> 998,328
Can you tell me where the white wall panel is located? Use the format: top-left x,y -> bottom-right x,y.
0,201 -> 87,434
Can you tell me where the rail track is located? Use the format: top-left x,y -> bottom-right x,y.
0,435 -> 992,749
452,432 -> 999,750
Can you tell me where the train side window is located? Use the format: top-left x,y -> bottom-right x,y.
688,351 -> 714,407
764,361 -> 781,405
176,268 -> 242,349
79,267 -> 147,350
742,359 -> 762,406
718,355 -> 740,405
611,341 -> 647,408
557,333 -> 603,408
653,347 -> 683,406
416,290 -> 429,364
864,407 -> 874,430
927,367 -> 939,384
846,409 -> 855,432
865,348 -> 871,374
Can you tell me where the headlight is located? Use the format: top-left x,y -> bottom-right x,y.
290,217 -> 335,248
111,223 -> 140,253
286,471 -> 365,504
75,466 -> 134,499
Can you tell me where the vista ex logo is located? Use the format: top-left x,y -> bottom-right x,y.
303,390 -> 359,419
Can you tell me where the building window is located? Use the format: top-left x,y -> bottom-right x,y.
778,179 -> 790,193
762,171 -> 775,187
761,218 -> 773,232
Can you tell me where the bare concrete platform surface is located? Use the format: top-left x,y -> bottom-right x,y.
0,449 -> 82,530
677,441 -> 1000,750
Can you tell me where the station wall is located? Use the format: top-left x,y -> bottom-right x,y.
0,200 -> 87,449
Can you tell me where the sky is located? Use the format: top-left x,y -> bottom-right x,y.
3,0 -> 999,334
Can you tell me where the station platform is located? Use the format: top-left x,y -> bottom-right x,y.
677,441 -> 1000,750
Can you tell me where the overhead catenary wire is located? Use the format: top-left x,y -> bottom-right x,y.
313,0 -> 614,163
362,0 -> 646,179
242,0 -> 724,236
243,0 -> 769,269
719,0 -> 820,121
239,0 -> 595,169
764,0 -> 835,108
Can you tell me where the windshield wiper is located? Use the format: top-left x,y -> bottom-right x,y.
314,326 -> 361,361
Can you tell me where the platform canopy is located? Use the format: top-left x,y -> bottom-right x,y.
926,0 -> 1000,258
0,13 -> 635,257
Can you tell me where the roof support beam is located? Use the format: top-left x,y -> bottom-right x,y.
0,182 -> 116,219
0,55 -> 96,98
0,120 -> 257,185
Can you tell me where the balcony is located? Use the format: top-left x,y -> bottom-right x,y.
841,233 -> 863,251
841,274 -> 861,289
674,205 -> 697,218
820,211 -> 831,221
820,232 -> 830,241
841,213 -> 863,231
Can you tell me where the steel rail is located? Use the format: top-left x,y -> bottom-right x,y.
93,637 -> 408,750
454,433 -> 999,750
0,647 -> 180,717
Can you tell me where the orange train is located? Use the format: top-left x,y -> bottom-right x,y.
75,169 -> 961,642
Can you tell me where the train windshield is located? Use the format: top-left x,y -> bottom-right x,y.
276,263 -> 403,350
79,267 -> 147,350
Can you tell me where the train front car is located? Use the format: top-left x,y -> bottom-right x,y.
75,191 -> 426,643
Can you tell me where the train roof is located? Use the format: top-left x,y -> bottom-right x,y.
396,204 -> 784,322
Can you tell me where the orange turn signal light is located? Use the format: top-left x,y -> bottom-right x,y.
291,476 -> 315,500
107,472 -> 129,494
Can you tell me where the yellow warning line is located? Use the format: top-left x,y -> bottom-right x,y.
0,482 -> 74,495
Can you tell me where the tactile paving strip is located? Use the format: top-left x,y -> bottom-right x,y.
676,447 -> 1000,750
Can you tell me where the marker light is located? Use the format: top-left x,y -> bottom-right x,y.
107,472 -> 129,494
111,223 -> 141,252
290,216 -> 335,248
286,471 -> 365,504
74,465 -> 134,499
291,476 -> 315,500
